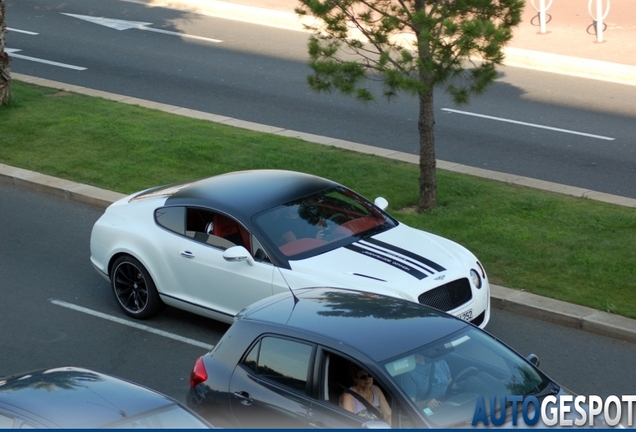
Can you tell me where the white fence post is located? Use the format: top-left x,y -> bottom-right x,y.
588,0 -> 611,42
531,0 -> 555,33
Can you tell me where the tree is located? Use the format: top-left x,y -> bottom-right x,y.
0,0 -> 11,105
296,0 -> 523,212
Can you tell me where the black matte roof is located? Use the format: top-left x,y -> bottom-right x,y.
164,170 -> 339,220
238,288 -> 469,362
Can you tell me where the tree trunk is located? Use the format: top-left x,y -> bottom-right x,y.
417,87 -> 437,212
0,0 -> 12,105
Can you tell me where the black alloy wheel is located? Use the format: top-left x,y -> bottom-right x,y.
111,255 -> 164,319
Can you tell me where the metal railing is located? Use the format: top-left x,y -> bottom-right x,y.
530,0 -> 612,43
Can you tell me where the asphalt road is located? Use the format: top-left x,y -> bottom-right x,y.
6,0 -> 636,199
2,181 -> 636,406
0,182 -> 228,401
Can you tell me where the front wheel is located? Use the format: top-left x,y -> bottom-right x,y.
110,255 -> 164,319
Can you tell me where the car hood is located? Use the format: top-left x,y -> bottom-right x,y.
0,367 -> 174,428
288,224 -> 475,300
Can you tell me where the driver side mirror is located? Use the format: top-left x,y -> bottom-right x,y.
374,197 -> 389,211
223,246 -> 255,266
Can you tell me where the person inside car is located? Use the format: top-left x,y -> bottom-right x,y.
340,363 -> 392,424
398,352 -> 452,411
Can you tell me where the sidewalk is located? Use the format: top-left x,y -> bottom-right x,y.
142,0 -> 636,85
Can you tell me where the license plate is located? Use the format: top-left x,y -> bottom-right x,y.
457,309 -> 473,321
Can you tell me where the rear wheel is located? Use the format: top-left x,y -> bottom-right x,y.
110,255 -> 164,319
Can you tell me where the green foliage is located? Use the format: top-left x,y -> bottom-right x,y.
296,0 -> 524,103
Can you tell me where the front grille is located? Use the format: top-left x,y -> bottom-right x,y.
418,278 -> 472,312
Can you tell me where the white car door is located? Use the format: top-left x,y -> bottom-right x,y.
176,237 -> 276,317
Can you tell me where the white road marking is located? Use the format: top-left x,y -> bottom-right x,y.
441,108 -> 615,141
62,13 -> 222,43
8,28 -> 39,35
50,299 -> 214,350
5,48 -> 87,71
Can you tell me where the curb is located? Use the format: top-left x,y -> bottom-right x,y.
501,47 -> 636,87
491,285 -> 636,344
0,163 -> 125,208
4,75 -> 636,345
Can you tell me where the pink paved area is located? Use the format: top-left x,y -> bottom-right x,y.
223,0 -> 636,67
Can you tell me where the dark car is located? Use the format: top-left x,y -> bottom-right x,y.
0,367 -> 212,428
186,287 -> 564,429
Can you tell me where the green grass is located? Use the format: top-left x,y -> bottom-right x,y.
2,81 -> 635,319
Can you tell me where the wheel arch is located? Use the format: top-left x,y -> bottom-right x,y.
106,248 -> 163,294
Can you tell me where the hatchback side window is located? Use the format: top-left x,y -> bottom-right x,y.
319,350 -> 417,428
241,336 -> 314,394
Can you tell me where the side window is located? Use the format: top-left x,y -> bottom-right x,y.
321,351 -> 416,428
241,336 -> 314,394
242,339 -> 259,373
155,206 -> 186,235
185,208 -> 249,251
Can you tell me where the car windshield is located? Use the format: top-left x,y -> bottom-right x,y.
254,187 -> 397,258
383,326 -> 553,428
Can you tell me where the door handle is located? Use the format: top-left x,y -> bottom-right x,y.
181,250 -> 195,259
233,391 -> 253,406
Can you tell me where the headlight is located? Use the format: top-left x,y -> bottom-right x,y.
476,261 -> 487,279
470,269 -> 482,289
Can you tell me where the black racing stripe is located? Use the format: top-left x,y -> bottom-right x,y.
359,242 -> 436,275
345,244 -> 427,280
362,237 -> 446,272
